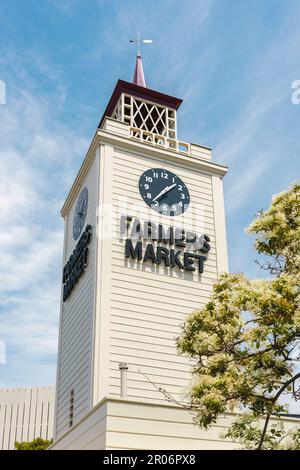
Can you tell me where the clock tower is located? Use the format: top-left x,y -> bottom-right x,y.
52,54 -> 229,449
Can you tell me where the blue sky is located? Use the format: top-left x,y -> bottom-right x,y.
0,0 -> 299,407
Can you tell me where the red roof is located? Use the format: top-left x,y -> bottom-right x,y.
98,80 -> 182,129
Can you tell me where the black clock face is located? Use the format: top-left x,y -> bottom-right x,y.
73,187 -> 88,240
139,168 -> 190,216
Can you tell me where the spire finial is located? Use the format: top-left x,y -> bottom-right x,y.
133,54 -> 146,88
129,33 -> 153,88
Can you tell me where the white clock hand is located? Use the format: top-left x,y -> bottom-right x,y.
77,199 -> 86,216
152,183 -> 177,202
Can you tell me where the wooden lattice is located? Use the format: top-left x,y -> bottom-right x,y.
112,94 -> 177,140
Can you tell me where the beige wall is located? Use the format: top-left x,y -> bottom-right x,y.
108,148 -> 218,403
51,397 -> 238,450
91,133 -> 228,407
105,399 -> 237,450
0,386 -> 55,450
54,153 -> 98,439
50,397 -> 300,450
55,120 -> 229,444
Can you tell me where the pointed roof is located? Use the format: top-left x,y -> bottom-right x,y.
133,53 -> 146,87
98,80 -> 182,129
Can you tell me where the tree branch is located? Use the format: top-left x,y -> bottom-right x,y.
256,372 -> 300,450
257,413 -> 271,450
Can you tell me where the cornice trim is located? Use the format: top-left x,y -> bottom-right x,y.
61,130 -> 228,217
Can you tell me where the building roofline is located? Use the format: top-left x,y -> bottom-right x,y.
98,79 -> 183,129
60,128 -> 228,218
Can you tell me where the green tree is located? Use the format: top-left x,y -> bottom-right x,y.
177,183 -> 300,450
15,437 -> 53,450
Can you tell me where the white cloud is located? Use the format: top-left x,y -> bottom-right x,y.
225,155 -> 270,214
0,57 -> 89,387
213,6 -> 300,213
51,0 -> 82,17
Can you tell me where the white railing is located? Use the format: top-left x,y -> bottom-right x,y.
129,127 -> 190,155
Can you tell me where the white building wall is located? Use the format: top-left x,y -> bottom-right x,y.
0,386 -> 55,450
50,401 -> 107,450
54,153 -> 98,439
55,123 -> 229,445
105,399 -> 237,450
50,397 -> 300,450
106,146 -> 221,404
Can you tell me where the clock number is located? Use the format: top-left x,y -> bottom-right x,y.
139,168 -> 189,216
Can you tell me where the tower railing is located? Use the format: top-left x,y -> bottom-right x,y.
129,127 -> 190,155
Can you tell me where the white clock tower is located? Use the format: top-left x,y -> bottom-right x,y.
52,55 -> 230,450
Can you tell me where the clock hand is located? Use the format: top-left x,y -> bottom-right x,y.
77,200 -> 86,216
152,183 -> 177,202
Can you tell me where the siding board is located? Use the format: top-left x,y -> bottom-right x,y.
55,154 -> 97,438
0,387 -> 55,450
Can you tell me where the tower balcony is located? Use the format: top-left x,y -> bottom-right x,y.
102,116 -> 212,161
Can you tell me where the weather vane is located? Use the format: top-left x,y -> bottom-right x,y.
129,32 -> 153,55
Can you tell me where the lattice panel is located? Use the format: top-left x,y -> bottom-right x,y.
112,94 -> 177,140
132,99 -> 166,135
112,99 -> 122,121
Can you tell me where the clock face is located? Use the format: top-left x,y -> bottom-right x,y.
73,187 -> 88,240
139,168 -> 190,216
